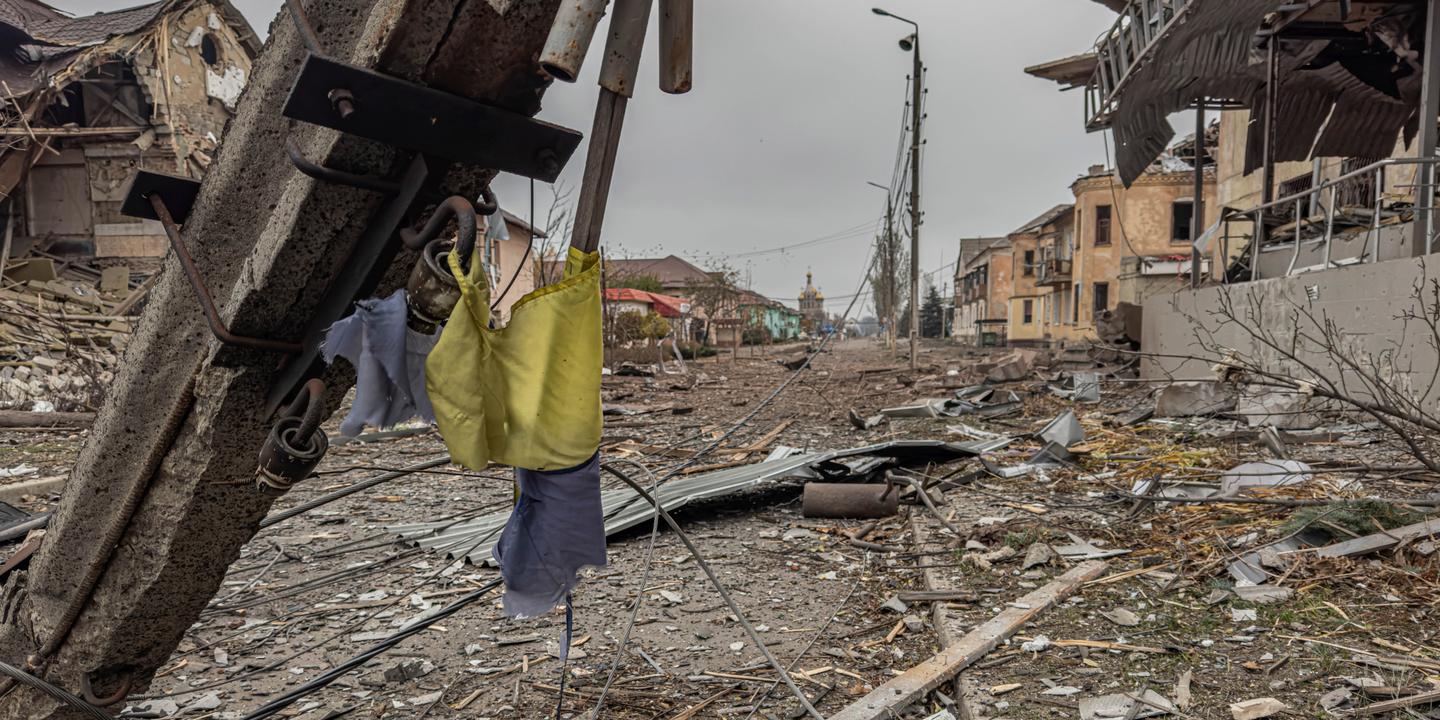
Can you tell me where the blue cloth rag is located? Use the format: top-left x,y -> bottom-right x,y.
321,290 -> 438,437
492,452 -> 607,619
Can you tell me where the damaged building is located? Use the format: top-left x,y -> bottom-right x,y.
1027,0 -> 1440,397
0,0 -> 257,264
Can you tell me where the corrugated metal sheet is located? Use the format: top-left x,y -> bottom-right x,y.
388,439 -> 1011,566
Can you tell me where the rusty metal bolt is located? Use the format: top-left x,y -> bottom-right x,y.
327,88 -> 356,119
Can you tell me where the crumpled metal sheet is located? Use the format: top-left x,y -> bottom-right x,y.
388,439 -> 1010,566
1100,0 -> 1423,186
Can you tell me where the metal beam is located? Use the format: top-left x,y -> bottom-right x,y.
1414,0 -> 1440,256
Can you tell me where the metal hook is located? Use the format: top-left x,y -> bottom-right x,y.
282,378 -> 326,441
285,137 -> 399,195
399,197 -> 478,273
80,669 -> 132,707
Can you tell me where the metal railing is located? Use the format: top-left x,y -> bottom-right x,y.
1085,0 -> 1195,130
1220,157 -> 1440,282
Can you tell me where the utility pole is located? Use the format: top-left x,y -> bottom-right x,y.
907,36 -> 922,369
874,7 -> 921,370
0,4 -> 576,718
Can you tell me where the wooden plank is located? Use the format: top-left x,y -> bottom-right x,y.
1355,688 -> 1440,716
828,560 -> 1109,720
1315,518 -> 1440,558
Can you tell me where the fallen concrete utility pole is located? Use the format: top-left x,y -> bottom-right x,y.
827,560 -> 1108,720
0,1 -> 578,717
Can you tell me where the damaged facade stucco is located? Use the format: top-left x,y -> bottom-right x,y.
5,0 -> 257,260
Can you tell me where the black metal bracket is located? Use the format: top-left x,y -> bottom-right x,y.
282,53 -> 581,182
120,170 -> 200,223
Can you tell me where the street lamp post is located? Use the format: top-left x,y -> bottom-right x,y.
873,7 -> 922,370
866,180 -> 897,355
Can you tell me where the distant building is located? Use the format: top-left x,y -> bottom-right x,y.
736,290 -> 801,343
605,255 -> 713,296
603,287 -> 697,342
487,209 -> 546,323
953,237 -> 1010,345
797,271 -> 825,331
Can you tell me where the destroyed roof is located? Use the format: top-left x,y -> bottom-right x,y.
1051,0 -> 1430,186
958,237 -> 1009,274
605,255 -> 713,288
0,0 -> 259,87
1023,52 -> 1098,89
12,1 -> 165,47
1010,204 -> 1074,236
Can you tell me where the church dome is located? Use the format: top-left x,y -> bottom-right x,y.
799,271 -> 824,302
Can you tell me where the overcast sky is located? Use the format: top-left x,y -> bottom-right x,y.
56,0 -> 1118,316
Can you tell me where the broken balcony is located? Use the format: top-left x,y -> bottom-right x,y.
1036,256 -> 1072,286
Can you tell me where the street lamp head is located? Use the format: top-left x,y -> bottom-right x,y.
871,7 -> 890,16
898,34 -> 914,51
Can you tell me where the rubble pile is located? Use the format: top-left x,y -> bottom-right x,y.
0,339 -> 1435,718
0,257 -> 143,411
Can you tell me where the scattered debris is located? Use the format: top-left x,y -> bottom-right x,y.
1155,381 -> 1237,417
1228,697 -> 1288,720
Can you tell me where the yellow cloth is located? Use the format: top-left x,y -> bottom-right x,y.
426,246 -> 602,471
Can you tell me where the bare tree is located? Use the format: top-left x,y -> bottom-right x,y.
533,181 -> 575,288
1142,260 -> 1440,471
870,223 -> 909,350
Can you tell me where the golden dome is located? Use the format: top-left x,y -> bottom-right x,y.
799,271 -> 824,302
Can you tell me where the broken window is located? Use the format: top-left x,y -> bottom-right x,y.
1022,299 -> 1033,324
201,34 -> 222,66
1094,205 -> 1111,246
1172,200 -> 1194,243
1093,282 -> 1109,316
1023,250 -> 1035,276
1073,285 -> 1082,324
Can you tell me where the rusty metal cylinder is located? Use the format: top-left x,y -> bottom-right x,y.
598,0 -> 653,96
540,0 -> 609,83
801,483 -> 899,519
658,0 -> 692,94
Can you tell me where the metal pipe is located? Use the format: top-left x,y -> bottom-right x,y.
284,0 -> 325,56
801,483 -> 899,519
658,0 -> 692,94
1252,210 -> 1262,280
540,0 -> 609,83
1221,217 -> 1230,283
1413,0 -> 1440,256
1286,197 -> 1303,276
1371,166 -> 1384,262
599,0 -> 654,97
1191,100 -> 1205,288
1323,184 -> 1336,270
149,194 -> 303,354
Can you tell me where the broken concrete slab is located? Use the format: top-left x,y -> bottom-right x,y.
1236,387 -> 1321,430
1079,689 -> 1176,720
1219,459 -> 1312,496
985,349 -> 1036,383
1155,381 -> 1238,417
